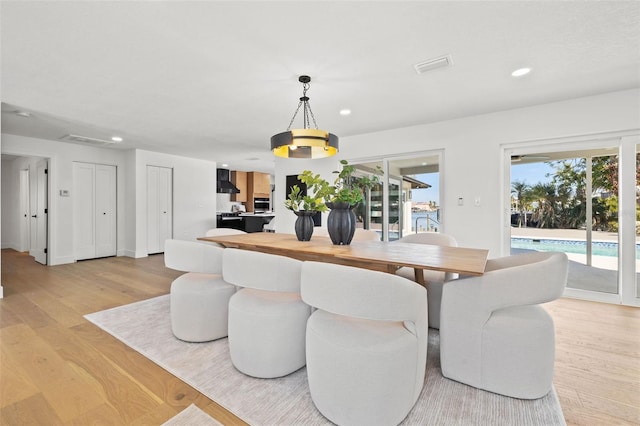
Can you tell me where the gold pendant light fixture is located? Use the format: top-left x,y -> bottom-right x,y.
271,75 -> 339,159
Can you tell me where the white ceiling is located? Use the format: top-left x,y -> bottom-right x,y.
1,1 -> 639,173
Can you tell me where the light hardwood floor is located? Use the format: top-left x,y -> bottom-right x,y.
1,249 -> 639,425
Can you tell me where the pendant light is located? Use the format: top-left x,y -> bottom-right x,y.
271,75 -> 339,159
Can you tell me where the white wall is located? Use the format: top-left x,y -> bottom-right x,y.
133,149 -> 217,257
332,89 -> 640,257
2,134 -> 129,265
0,137 -> 220,263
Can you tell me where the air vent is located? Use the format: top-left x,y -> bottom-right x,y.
59,134 -> 121,146
413,55 -> 452,74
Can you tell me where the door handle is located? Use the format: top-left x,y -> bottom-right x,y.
103,212 -> 106,215
32,215 -> 37,218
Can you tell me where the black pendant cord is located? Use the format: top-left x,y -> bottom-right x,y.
285,77 -> 319,131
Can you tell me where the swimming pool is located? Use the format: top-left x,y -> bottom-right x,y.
511,238 -> 640,259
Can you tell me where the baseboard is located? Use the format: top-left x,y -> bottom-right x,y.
51,256 -> 76,266
117,250 -> 152,259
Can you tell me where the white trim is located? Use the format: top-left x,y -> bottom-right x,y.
563,288 -> 624,305
619,136 -> 639,305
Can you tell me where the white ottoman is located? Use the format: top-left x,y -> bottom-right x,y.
170,272 -> 236,342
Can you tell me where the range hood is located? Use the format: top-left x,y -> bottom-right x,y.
216,169 -> 240,194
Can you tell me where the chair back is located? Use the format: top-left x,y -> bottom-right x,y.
164,239 -> 223,274
301,261 -> 426,326
398,232 -> 457,247
223,248 -> 302,293
205,228 -> 246,237
352,228 -> 380,241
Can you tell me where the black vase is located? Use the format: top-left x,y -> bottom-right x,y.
326,201 -> 357,245
294,211 -> 315,241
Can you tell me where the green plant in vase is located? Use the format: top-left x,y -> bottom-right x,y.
325,160 -> 383,245
284,171 -> 330,241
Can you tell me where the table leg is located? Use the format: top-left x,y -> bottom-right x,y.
414,268 -> 425,286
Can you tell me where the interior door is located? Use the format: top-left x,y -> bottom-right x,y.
32,160 -> 48,264
147,166 -> 173,254
74,162 -> 97,260
95,164 -> 117,257
19,169 -> 30,252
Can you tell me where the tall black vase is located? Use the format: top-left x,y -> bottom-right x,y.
326,201 -> 357,245
294,211 -> 315,241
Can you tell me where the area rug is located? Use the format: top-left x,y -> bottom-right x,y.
162,404 -> 222,426
85,295 -> 566,425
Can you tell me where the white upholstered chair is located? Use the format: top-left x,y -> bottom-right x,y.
164,239 -> 236,342
222,248 -> 311,378
440,251 -> 568,399
205,228 -> 246,237
352,228 -> 381,241
301,261 -> 428,426
395,232 -> 458,329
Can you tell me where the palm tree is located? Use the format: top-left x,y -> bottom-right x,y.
511,180 -> 531,228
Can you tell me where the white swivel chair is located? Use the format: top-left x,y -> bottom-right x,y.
352,228 -> 381,241
204,228 -> 246,247
222,249 -> 311,378
301,261 -> 428,426
395,232 -> 458,329
205,228 -> 246,237
164,239 -> 236,342
440,251 -> 568,399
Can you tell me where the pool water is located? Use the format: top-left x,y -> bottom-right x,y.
511,238 -> 640,259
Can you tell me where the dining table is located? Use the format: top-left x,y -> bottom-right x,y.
198,232 -> 489,285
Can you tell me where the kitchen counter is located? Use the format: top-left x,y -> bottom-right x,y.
240,212 -> 275,217
234,212 -> 275,233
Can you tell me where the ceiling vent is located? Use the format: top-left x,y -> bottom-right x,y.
413,55 -> 452,74
59,134 -> 121,146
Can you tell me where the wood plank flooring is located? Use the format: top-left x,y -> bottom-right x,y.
1,249 -> 639,425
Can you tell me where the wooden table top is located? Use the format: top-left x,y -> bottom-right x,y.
198,232 -> 488,277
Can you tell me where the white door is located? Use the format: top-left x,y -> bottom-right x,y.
95,164 -> 117,257
147,166 -> 173,254
32,160 -> 48,264
74,162 -> 97,260
73,162 -> 117,260
19,169 -> 30,252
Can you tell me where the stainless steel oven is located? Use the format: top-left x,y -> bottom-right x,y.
253,197 -> 270,213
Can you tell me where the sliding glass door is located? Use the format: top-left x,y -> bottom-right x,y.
351,152 -> 442,241
506,135 -> 639,306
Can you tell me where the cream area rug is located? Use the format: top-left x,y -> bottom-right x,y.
85,295 -> 566,426
162,404 -> 222,426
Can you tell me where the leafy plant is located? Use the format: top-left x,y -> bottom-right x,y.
284,171 -> 330,212
329,160 -> 383,206
285,160 -> 383,212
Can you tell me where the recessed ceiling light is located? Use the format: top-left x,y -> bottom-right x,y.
15,111 -> 31,118
221,163 -> 229,167
421,162 -> 427,166
511,67 -> 531,77
111,136 -> 123,142
339,109 -> 351,116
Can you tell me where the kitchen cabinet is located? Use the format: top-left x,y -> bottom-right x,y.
249,172 -> 271,195
231,171 -> 247,202
246,172 -> 271,212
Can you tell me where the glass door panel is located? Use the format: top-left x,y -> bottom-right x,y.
510,148 -> 620,295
